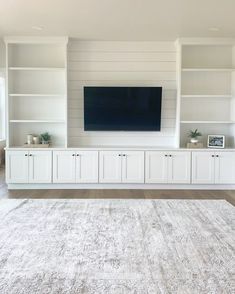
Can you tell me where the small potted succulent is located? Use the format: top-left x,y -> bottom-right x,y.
188,129 -> 202,143
40,132 -> 51,145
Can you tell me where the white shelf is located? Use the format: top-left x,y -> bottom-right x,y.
10,119 -> 66,123
181,94 -> 232,98
180,120 -> 235,124
5,37 -> 68,148
182,68 -> 235,72
9,67 -> 65,71
9,94 -> 64,97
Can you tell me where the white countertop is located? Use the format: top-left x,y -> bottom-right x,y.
5,146 -> 235,151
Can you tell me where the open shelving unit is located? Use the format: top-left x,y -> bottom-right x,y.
181,68 -> 235,72
176,39 -> 235,148
9,67 -> 65,71
5,37 -> 68,148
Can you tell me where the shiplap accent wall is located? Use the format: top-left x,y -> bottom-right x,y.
67,40 -> 177,147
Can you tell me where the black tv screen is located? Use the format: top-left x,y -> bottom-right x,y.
84,86 -> 162,131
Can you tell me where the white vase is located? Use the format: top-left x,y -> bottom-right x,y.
33,136 -> 40,144
190,138 -> 198,143
26,134 -> 33,145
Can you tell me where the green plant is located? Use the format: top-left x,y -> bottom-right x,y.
40,132 -> 51,143
188,129 -> 202,139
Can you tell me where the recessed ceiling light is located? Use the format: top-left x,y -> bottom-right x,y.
32,25 -> 43,31
209,27 -> 220,32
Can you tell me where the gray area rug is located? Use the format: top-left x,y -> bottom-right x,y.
0,199 -> 234,294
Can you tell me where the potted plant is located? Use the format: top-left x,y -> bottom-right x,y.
40,132 -> 51,145
188,129 -> 202,143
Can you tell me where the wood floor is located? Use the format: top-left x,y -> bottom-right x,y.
0,166 -> 235,206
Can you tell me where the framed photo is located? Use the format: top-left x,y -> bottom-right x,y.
207,135 -> 225,149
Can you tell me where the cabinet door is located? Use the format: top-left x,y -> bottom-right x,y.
6,151 -> 29,183
215,152 -> 235,184
145,151 -> 168,183
29,151 -> 52,183
76,151 -> 99,183
53,151 -> 76,183
122,151 -> 144,183
168,152 -> 191,184
99,151 -> 122,183
192,152 -> 215,184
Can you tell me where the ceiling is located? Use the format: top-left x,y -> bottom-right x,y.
0,0 -> 235,40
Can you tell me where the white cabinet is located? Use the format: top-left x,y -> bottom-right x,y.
75,151 -> 99,183
7,149 -> 235,187
192,152 -> 215,184
168,152 -> 191,184
192,151 -> 235,184
99,151 -> 122,183
99,151 -> 144,183
145,151 -> 191,184
53,151 -> 76,183
6,150 -> 52,183
29,151 -> 52,183
122,151 -> 145,183
145,152 -> 168,183
215,152 -> 235,184
6,151 -> 29,183
53,151 -> 98,183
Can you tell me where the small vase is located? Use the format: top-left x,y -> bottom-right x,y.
42,140 -> 49,145
27,134 -> 33,145
190,138 -> 198,144
33,136 -> 40,145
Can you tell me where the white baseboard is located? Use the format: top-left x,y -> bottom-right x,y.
7,183 -> 235,190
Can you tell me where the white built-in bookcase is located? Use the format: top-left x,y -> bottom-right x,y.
176,38 -> 235,148
4,37 -> 68,147
4,37 -> 235,150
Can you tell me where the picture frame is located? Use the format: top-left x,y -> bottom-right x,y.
207,135 -> 225,149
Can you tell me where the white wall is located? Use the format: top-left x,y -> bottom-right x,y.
0,39 -> 5,69
0,39 -> 6,165
67,40 -> 177,147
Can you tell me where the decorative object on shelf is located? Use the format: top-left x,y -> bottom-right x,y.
24,134 -> 50,148
40,132 -> 51,145
32,135 -> 40,145
188,129 -> 202,143
207,135 -> 225,148
186,142 -> 203,148
26,134 -> 33,145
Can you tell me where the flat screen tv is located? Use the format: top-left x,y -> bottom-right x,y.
84,86 -> 162,131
